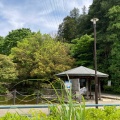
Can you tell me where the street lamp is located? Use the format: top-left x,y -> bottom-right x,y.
91,18 -> 99,108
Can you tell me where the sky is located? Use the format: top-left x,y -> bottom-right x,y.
0,0 -> 93,37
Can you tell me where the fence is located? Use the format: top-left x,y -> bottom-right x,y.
1,104 -> 120,109
0,90 -> 39,105
0,89 -> 67,105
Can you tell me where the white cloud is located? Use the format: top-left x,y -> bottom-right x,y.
0,0 -> 93,36
2,9 -> 25,28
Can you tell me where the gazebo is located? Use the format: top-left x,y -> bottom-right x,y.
56,66 -> 109,100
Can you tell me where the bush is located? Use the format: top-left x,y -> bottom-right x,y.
85,106 -> 120,120
103,85 -> 113,93
112,87 -> 120,94
104,85 -> 120,94
85,108 -> 106,120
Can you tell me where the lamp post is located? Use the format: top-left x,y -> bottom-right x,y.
91,18 -> 99,108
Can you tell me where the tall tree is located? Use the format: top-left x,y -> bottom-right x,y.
57,8 -> 79,42
10,32 -> 74,81
2,28 -> 34,55
108,5 -> 120,88
86,0 -> 120,73
70,7 -> 79,19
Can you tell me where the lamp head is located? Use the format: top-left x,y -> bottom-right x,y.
91,18 -> 99,24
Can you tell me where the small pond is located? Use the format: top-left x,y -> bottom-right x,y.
0,95 -> 39,105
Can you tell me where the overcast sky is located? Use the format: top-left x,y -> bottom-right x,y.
0,0 -> 93,37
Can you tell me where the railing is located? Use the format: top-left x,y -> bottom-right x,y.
0,89 -> 66,105
0,104 -> 120,109
0,90 -> 39,105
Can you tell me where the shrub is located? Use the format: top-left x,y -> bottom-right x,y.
103,85 -> 113,93
85,108 -> 106,120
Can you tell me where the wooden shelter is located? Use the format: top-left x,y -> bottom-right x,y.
56,66 -> 109,100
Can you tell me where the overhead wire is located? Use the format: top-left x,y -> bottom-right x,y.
53,0 -> 62,25
47,0 -> 61,36
45,0 -> 78,35
43,0 -> 54,28
49,0 -> 59,26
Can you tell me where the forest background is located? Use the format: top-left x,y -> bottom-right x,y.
0,0 -> 120,94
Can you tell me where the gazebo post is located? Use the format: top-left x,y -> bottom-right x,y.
86,78 -> 89,99
98,78 -> 101,100
89,79 -> 92,97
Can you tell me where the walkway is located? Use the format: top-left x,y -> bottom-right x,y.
101,93 -> 120,100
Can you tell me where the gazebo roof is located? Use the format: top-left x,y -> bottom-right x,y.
56,66 -> 109,78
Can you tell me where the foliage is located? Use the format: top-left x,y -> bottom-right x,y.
57,0 -> 120,94
85,106 -> 120,120
0,84 -> 7,94
51,79 -> 63,89
87,1 -> 120,74
108,5 -> 120,88
0,54 -> 18,82
2,28 -> 34,55
10,32 -> 74,81
0,36 -> 4,54
103,85 -> 113,93
57,8 -> 79,42
71,34 -> 94,67
0,111 -> 54,120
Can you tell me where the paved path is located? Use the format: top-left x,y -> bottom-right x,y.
0,108 -> 49,117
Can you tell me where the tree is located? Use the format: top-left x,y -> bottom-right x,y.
82,6 -> 87,15
0,36 -> 4,54
56,0 -> 120,93
2,28 -> 34,55
10,32 -> 74,81
84,0 -> 120,74
71,34 -> 94,67
57,8 -> 79,42
70,7 -> 79,19
0,54 -> 18,82
108,6 -> 120,88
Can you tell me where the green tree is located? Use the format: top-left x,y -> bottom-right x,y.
71,34 -> 94,67
10,32 -> 74,81
57,8 -> 79,42
70,7 -> 79,19
88,0 -> 120,72
57,0 -> 120,93
0,54 -> 18,82
2,28 -> 34,55
0,36 -> 4,54
108,5 -> 120,88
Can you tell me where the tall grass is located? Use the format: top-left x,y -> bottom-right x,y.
49,79 -> 85,120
